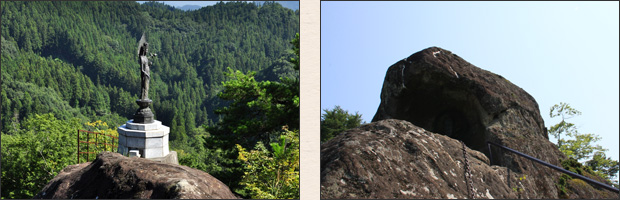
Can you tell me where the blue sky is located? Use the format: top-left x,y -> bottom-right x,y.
321,1 -> 619,172
137,1 -> 218,7
136,1 -> 299,10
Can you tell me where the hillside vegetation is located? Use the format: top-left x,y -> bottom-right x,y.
1,1 -> 299,198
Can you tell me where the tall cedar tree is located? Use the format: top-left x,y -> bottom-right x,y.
320,105 -> 363,142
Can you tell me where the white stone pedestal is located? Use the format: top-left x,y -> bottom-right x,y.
118,120 -> 170,158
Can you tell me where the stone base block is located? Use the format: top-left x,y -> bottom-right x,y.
147,151 -> 179,165
129,150 -> 141,157
126,120 -> 162,131
118,120 -> 170,159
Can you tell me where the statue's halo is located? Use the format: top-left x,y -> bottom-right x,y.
137,33 -> 147,56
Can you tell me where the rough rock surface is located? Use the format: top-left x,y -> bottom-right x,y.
321,119 -> 617,199
34,152 -> 238,199
372,47 -> 567,197
320,47 -> 617,199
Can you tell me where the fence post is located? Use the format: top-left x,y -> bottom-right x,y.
87,132 -> 89,162
77,130 -> 80,164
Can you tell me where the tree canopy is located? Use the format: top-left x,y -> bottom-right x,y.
320,105 -> 364,142
548,102 -> 619,187
1,1 -> 299,136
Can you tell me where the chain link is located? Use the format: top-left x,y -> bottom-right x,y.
462,141 -> 475,199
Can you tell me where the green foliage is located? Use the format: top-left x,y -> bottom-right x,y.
1,1 -> 299,198
548,102 -> 606,161
208,67 -> 299,147
586,152 -> 620,186
83,120 -> 119,157
548,102 -> 581,147
562,157 -> 587,175
204,31 -> 299,149
1,1 -> 299,138
557,173 -> 571,198
289,33 -> 300,71
175,128 -> 245,189
236,129 -> 300,199
1,114 -> 81,199
1,60 -> 89,132
557,158 -> 583,198
1,36 -> 19,59
192,33 -> 300,197
560,133 -> 604,162
548,102 -> 619,188
320,105 -> 364,142
557,157 -> 620,197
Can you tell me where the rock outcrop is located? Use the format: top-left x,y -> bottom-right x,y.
34,152 -> 238,199
372,47 -> 565,197
321,47 -> 617,199
320,119 -> 617,199
322,119 -> 537,199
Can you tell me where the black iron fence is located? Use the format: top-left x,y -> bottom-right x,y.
487,141 -> 619,193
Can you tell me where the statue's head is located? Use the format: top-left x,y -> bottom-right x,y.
139,42 -> 149,56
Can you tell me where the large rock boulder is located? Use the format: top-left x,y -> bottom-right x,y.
320,119 -> 617,199
322,119 -> 535,199
320,47 -> 617,199
33,152 -> 239,199
371,47 -> 564,197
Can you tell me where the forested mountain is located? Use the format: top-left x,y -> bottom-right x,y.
255,1 -> 300,10
177,5 -> 202,11
1,1 -> 299,136
1,1 -> 299,198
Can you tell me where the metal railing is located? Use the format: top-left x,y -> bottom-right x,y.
77,129 -> 118,163
487,141 -> 619,193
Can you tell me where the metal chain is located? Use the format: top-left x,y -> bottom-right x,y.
461,141 -> 475,199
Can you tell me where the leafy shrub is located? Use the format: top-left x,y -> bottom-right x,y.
236,128 -> 299,199
1,114 -> 80,199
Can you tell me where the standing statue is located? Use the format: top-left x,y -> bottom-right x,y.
133,33 -> 155,124
138,34 -> 150,100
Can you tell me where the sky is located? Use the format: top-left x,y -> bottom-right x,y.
137,1 -> 218,7
321,1 -> 619,175
136,1 -> 299,10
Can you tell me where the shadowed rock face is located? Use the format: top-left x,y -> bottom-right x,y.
372,47 -> 551,162
371,47 -> 564,194
34,152 -> 239,199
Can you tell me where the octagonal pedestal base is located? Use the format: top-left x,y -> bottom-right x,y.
118,120 -> 170,159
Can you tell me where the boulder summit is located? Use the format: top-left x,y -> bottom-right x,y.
321,47 -> 618,199
34,152 -> 238,199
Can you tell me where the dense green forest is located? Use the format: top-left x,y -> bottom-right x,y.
1,1 -> 299,198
